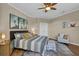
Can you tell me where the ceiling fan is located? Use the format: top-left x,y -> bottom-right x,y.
38,3 -> 57,12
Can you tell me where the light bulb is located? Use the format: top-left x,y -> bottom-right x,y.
2,33 -> 5,39
46,7 -> 51,10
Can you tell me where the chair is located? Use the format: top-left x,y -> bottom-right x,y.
58,33 -> 69,44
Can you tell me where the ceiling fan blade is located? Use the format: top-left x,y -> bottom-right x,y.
43,3 -> 50,7
38,7 -> 45,9
51,7 -> 56,10
44,3 -> 57,6
52,3 -> 57,6
44,3 -> 48,5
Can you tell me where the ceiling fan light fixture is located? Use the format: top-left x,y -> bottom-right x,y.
45,7 -> 51,10
38,3 -> 57,12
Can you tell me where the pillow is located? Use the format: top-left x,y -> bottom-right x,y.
23,33 -> 31,40
63,35 -> 68,39
14,33 -> 23,39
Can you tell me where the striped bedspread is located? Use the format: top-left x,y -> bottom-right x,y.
13,36 -> 48,54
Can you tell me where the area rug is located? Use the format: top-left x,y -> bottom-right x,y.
23,51 -> 41,56
56,43 -> 74,56
23,40 -> 74,56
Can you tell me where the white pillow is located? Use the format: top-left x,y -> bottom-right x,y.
14,33 -> 23,39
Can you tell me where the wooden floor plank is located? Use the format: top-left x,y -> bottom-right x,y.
68,44 -> 79,56
11,49 -> 24,56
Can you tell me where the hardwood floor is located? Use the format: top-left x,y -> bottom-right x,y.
11,44 -> 79,56
68,44 -> 79,56
11,49 -> 24,56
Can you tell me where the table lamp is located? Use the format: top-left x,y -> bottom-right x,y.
31,28 -> 36,35
0,33 -> 6,39
0,32 -> 6,45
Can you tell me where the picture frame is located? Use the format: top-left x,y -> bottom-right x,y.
63,22 -> 69,28
9,14 -> 28,29
10,14 -> 19,29
19,17 -> 27,29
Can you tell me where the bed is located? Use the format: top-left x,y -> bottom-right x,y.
10,31 -> 48,54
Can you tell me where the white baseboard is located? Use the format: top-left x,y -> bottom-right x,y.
69,42 -> 79,46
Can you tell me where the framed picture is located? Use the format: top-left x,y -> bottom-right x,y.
10,14 -> 19,29
19,17 -> 27,29
10,14 -> 28,29
63,22 -> 70,28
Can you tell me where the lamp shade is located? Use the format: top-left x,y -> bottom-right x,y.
31,27 -> 36,34
0,33 -> 6,39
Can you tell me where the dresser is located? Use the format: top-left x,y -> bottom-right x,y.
0,40 -> 10,56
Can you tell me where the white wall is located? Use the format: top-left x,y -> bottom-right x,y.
48,10 -> 79,46
0,4 -> 49,39
39,22 -> 48,36
0,4 -> 27,39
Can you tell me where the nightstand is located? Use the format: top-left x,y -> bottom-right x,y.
0,40 -> 10,56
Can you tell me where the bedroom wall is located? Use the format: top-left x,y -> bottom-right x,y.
0,5 -> 1,30
48,10 -> 79,46
0,4 -> 27,40
0,3 -> 48,40
27,18 -> 40,34
27,17 -> 48,35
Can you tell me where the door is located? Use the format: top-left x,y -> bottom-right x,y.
39,22 -> 48,36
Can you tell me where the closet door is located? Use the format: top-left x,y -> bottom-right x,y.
39,22 -> 48,36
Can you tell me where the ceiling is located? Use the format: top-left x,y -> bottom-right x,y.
9,3 -> 79,20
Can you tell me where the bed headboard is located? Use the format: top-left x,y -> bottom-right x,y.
10,31 -> 28,41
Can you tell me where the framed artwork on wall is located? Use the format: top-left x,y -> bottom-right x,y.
19,17 -> 27,29
62,21 -> 79,28
9,14 -> 28,29
10,14 -> 19,29
63,22 -> 67,28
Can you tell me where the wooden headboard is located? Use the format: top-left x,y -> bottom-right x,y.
10,31 -> 28,41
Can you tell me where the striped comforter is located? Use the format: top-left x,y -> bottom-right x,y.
13,36 -> 48,54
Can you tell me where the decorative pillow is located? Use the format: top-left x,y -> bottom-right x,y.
63,35 -> 68,39
14,33 -> 23,39
23,33 -> 31,40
